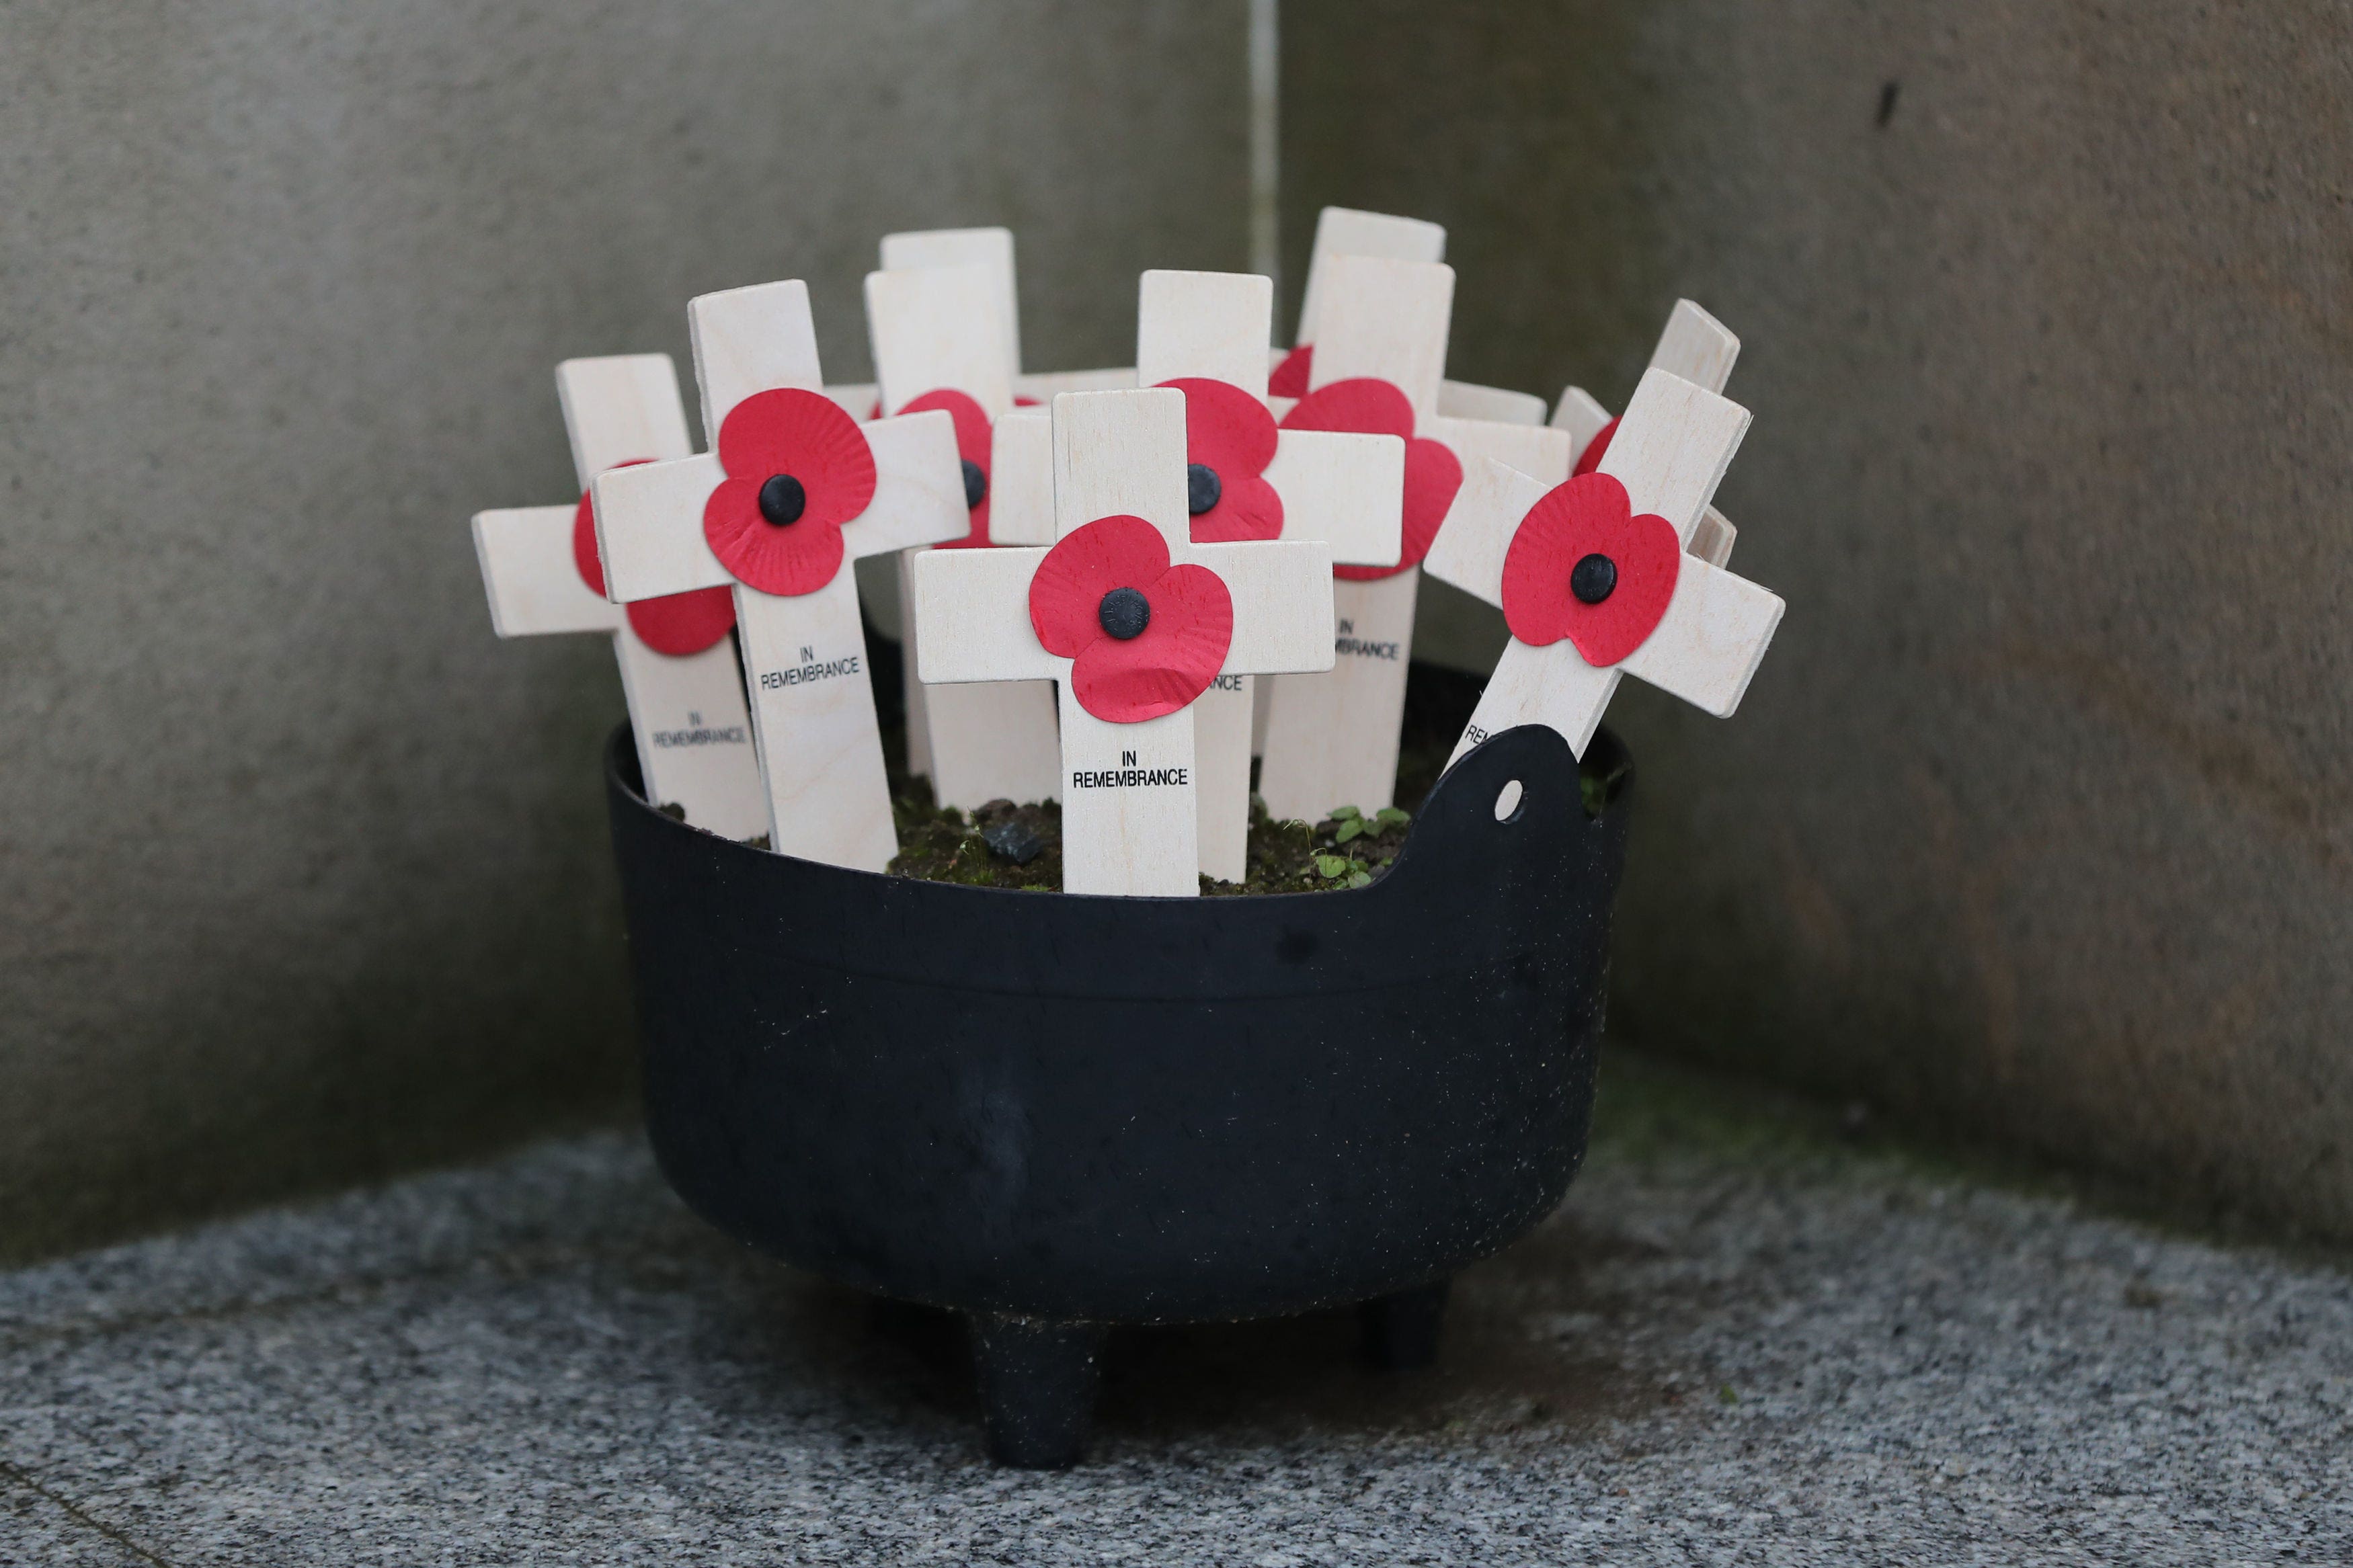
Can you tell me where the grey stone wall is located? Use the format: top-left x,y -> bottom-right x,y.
0,1 -> 1248,1261
1287,1 -> 2353,1235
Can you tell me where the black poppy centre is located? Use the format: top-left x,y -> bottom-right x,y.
1098,585 -> 1152,641
1187,462 -> 1222,516
961,458 -> 988,511
1570,552 -> 1618,604
758,474 -> 807,526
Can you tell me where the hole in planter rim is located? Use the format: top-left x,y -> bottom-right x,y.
1494,779 -> 1525,822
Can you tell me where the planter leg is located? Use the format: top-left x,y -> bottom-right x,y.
1359,1278 -> 1451,1370
967,1313 -> 1107,1469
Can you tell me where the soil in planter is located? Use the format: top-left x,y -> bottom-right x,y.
735,621 -> 1628,894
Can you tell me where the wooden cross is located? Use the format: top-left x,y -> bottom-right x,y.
470,355 -> 767,841
1271,205 -> 1548,427
1423,368 -> 1783,761
882,226 -> 1138,403
865,260 -> 1062,812
1254,255 -> 1575,826
908,388 -> 1334,897
1133,267 -> 1404,882
589,280 -> 968,871
1552,300 -> 1745,570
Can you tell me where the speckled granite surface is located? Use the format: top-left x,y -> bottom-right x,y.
3,1056 -> 2347,1565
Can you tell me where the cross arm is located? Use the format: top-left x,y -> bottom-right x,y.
1188,540 -> 1337,675
1428,416 -> 1572,485
1263,429 -> 1404,567
471,505 -> 623,635
588,452 -> 729,602
908,546 -> 1060,684
845,409 -> 969,559
1437,381 -> 1547,425
1599,369 -> 1751,544
1422,456 -> 1552,610
1617,555 -> 1783,717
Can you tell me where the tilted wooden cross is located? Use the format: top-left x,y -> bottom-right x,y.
470,355 -> 767,841
1271,205 -> 1548,427
909,388 -> 1334,897
1254,255 -> 1575,826
589,280 -> 968,870
1133,267 -> 1405,882
866,260 -> 1062,812
1424,368 -> 1783,763
1552,300 -> 1744,571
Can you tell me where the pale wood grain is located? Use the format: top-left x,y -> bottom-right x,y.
1194,539 -> 1338,673
472,506 -> 622,636
1691,506 -> 1738,569
609,634 -> 768,841
1422,456 -> 1552,610
588,452 -> 729,600
1448,638 -> 1620,766
1295,206 -> 1445,345
986,410 -> 1055,546
1058,694 -> 1199,897
910,546 -> 1057,684
1137,270 -> 1273,395
1193,674 -> 1254,882
1257,570 -> 1419,822
879,226 -> 1021,373
1437,380 -> 1548,425
1595,369 -> 1751,543
867,263 -> 1016,419
1052,388 -> 1190,546
686,280 -> 825,439
1614,555 -> 1782,716
1306,256 -> 1454,424
1427,416 -> 1572,486
555,355 -> 694,483
846,410 -> 970,557
1650,298 -> 1741,393
733,572 -> 898,870
1263,429 -> 1404,568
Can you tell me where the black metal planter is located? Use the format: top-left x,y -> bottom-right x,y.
604,720 -> 1632,1467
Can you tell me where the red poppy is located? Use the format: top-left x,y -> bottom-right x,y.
1279,378 -> 1462,581
1269,344 -> 1314,399
1028,514 -> 1233,723
1573,417 -> 1620,477
1155,376 -> 1283,544
573,462 -> 735,655
896,388 -> 999,548
703,388 -> 876,597
1499,472 -> 1680,667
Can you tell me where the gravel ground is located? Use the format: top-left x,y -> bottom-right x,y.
1,1053 -> 2347,1565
